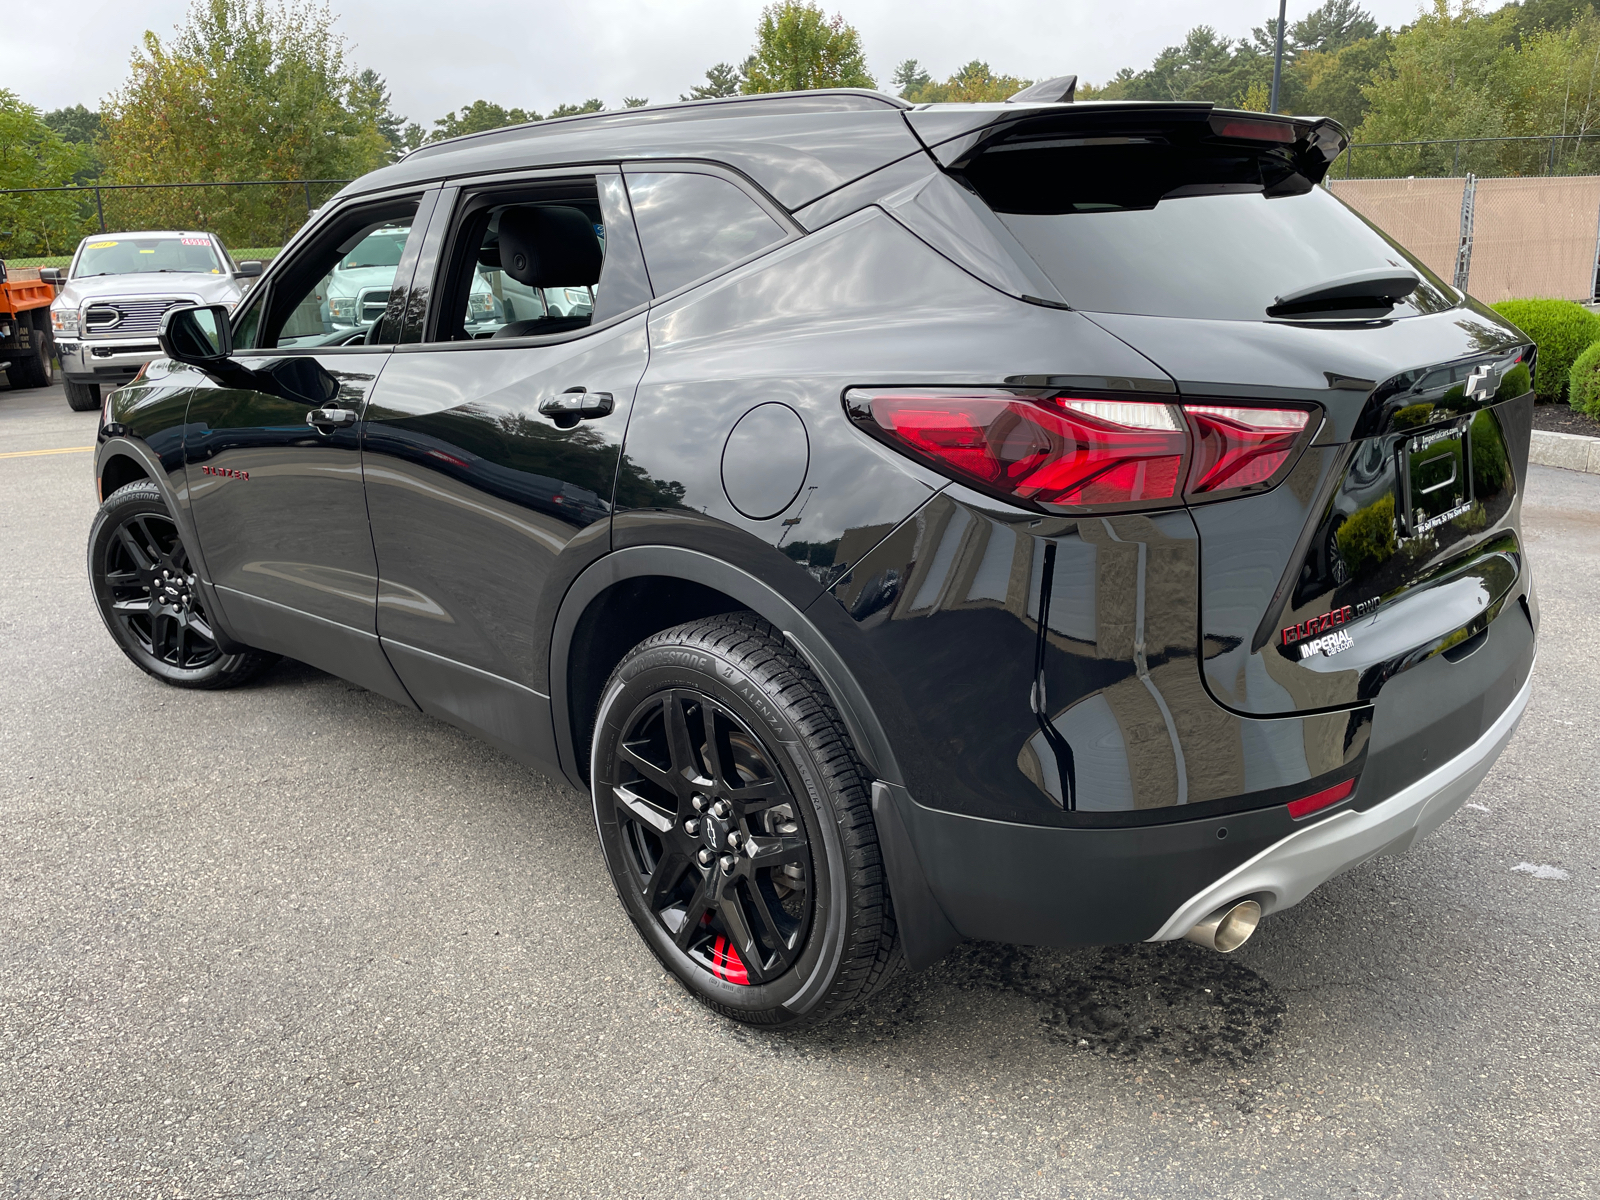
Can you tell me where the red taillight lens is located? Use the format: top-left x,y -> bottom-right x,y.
1184,405 -> 1311,495
848,389 -> 1314,512
1286,778 -> 1355,820
850,389 -> 1188,508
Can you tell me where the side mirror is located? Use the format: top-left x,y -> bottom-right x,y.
159,304 -> 234,366
39,267 -> 62,284
234,260 -> 264,279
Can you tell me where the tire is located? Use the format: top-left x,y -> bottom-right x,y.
590,613 -> 899,1029
88,480 -> 277,688
8,321 -> 53,389
65,380 -> 101,412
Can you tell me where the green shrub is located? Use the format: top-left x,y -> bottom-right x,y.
1490,298 -> 1600,401
1568,340 -> 1600,417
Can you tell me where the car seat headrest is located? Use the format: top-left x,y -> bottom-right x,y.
495,206 -> 601,288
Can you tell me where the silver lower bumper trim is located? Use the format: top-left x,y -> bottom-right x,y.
1149,667 -> 1533,942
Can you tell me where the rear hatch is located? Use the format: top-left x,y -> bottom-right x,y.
928,102 -> 1533,716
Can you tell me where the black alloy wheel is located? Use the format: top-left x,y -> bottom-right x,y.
610,688 -> 813,986
592,614 -> 900,1028
88,480 -> 276,688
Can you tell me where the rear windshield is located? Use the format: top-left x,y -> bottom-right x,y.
967,136 -> 1457,321
74,236 -> 224,278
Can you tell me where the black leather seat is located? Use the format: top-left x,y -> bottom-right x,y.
489,206 -> 602,339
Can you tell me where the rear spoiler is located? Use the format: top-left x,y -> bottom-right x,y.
906,103 -> 1349,188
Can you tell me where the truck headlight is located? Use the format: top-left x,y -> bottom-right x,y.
51,307 -> 80,334
328,295 -> 357,322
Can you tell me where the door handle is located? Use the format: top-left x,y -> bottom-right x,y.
306,406 -> 359,431
538,388 -> 615,425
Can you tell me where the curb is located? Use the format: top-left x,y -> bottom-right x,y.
1529,428 -> 1600,474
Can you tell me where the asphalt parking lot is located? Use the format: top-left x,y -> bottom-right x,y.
2,377 -> 1596,1199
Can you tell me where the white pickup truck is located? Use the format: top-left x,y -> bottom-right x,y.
47,231 -> 262,411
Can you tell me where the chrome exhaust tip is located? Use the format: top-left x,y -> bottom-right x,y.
1183,899 -> 1262,953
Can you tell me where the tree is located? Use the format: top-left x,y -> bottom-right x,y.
1294,32 -> 1393,129
903,60 -> 1032,103
99,0 -> 389,247
43,104 -> 103,145
892,58 -> 931,98
681,63 -> 743,100
351,68 -> 409,161
623,96 -> 650,108
0,90 -> 93,257
548,99 -> 605,118
431,100 -> 538,140
741,2 -> 875,93
1291,0 -> 1380,55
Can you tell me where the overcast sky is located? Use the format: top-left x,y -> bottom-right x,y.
17,0 -> 1449,125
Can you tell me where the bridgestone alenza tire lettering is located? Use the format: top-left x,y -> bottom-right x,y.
590,613 -> 900,1029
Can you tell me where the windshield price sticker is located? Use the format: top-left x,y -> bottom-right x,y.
181,237 -> 209,246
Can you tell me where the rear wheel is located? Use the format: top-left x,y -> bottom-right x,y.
88,481 -> 277,688
590,613 -> 899,1029
7,321 -> 53,389
65,380 -> 101,412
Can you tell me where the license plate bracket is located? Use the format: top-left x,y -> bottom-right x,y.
1399,419 -> 1473,537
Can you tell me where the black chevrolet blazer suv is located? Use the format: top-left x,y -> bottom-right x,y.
88,86 -> 1539,1028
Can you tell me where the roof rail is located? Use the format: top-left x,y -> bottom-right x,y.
402,89 -> 910,162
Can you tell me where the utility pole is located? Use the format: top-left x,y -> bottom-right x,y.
1269,0 -> 1287,113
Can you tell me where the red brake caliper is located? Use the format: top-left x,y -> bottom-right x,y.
709,935 -> 751,985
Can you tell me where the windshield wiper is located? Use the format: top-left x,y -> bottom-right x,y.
1268,268 -> 1420,319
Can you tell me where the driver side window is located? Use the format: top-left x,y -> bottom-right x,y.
239,199 -> 421,351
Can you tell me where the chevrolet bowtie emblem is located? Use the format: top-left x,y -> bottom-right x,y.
1464,363 -> 1497,401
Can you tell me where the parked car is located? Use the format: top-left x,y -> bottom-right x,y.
87,86 -> 1538,1029
47,231 -> 262,411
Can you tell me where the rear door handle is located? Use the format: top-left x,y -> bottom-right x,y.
538,388 -> 614,423
306,406 -> 358,430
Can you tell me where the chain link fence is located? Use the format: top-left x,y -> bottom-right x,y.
1335,133 -> 1600,180
0,179 -> 351,264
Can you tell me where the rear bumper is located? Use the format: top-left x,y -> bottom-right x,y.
1148,662 -> 1531,940
885,599 -> 1535,955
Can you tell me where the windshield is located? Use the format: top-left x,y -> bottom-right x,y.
74,236 -> 224,278
338,229 -> 409,270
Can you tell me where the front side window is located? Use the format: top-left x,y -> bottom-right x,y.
625,172 -> 787,296
239,199 -> 420,350
74,235 -> 224,278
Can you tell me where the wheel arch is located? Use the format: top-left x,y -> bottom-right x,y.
98,450 -> 152,501
551,545 -> 905,794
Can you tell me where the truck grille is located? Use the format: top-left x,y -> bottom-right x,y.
359,287 -> 391,324
82,297 -> 194,338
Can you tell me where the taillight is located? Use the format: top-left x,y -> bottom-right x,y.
845,388 -> 1314,513
1185,405 -> 1311,494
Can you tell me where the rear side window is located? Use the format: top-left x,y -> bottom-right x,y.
626,172 -> 786,296
963,117 -> 1457,321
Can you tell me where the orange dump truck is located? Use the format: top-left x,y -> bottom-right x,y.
0,260 -> 57,390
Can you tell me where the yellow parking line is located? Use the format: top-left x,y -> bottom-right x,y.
0,445 -> 94,459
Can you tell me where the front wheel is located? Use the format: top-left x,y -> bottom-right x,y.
65,379 -> 101,412
590,613 -> 899,1029
88,480 -> 277,688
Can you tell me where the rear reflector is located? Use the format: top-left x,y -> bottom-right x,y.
1286,778 -> 1356,820
845,388 -> 1314,512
